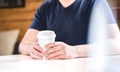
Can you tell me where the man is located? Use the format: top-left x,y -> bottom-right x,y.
19,0 -> 120,60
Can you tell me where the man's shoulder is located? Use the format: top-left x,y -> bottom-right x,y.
80,0 -> 96,5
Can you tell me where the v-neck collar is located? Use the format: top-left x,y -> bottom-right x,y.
58,0 -> 78,10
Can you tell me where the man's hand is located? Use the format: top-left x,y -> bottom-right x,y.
29,43 -> 44,59
44,42 -> 77,60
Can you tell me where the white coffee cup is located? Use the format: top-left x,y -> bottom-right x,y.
36,30 -> 56,51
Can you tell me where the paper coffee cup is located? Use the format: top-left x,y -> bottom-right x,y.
36,30 -> 56,51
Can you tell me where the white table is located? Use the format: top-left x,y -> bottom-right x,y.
0,54 -> 120,72
0,55 -> 87,72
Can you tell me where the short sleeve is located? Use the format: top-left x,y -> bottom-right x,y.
29,2 -> 48,30
94,0 -> 117,24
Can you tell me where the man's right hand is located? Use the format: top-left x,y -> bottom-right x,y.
29,43 -> 44,59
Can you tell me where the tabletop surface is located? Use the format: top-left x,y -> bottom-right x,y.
0,54 -> 120,72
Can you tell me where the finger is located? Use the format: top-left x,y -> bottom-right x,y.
46,50 -> 66,59
48,54 -> 67,60
34,44 -> 43,52
30,51 -> 43,59
30,46 -> 43,57
45,42 -> 61,49
48,55 -> 62,60
44,46 -> 63,55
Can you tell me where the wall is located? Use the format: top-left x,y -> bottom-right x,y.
117,0 -> 120,28
0,0 -> 43,42
108,0 -> 120,28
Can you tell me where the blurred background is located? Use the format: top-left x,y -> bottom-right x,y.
0,0 -> 119,55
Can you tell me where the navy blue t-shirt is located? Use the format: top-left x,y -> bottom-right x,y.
30,0 -> 116,45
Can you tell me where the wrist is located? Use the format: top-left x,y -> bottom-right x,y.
19,41 -> 36,55
72,45 -> 89,58
66,46 -> 78,58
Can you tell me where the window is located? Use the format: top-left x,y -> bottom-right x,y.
0,0 -> 25,8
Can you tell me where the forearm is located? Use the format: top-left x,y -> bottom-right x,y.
19,41 -> 36,55
107,39 -> 120,55
72,44 -> 90,58
18,29 -> 39,55
73,38 -> 120,58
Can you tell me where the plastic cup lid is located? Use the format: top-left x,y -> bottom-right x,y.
37,30 -> 56,39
